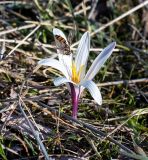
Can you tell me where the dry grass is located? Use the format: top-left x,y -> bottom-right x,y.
0,0 -> 148,159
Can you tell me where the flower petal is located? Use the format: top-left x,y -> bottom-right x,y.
85,42 -> 116,80
38,58 -> 69,78
53,28 -> 69,54
80,80 -> 102,105
58,53 -> 72,78
53,28 -> 68,43
75,32 -> 90,80
53,77 -> 73,86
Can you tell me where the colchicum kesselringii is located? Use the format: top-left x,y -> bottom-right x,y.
38,28 -> 116,119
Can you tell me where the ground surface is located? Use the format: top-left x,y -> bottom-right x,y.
0,1 -> 148,160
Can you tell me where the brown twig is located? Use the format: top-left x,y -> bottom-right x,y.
6,25 -> 40,58
18,98 -> 50,160
97,78 -> 148,87
0,24 -> 36,36
0,38 -> 120,52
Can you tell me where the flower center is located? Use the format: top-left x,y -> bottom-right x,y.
71,62 -> 83,84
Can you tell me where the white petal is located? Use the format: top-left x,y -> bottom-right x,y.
58,54 -> 72,77
38,58 -> 69,78
81,80 -> 102,105
54,78 -> 73,93
53,28 -> 69,55
53,77 -> 73,86
85,42 -> 116,80
53,28 -> 68,42
75,32 -> 90,80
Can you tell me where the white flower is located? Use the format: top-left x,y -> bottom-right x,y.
38,28 -> 116,119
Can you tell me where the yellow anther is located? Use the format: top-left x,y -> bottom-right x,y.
71,62 -> 84,84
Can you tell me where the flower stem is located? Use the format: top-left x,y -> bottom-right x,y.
70,83 -> 80,119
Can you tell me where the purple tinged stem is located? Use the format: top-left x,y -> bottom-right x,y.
70,83 -> 80,119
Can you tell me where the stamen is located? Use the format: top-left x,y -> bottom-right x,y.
71,62 -> 84,84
